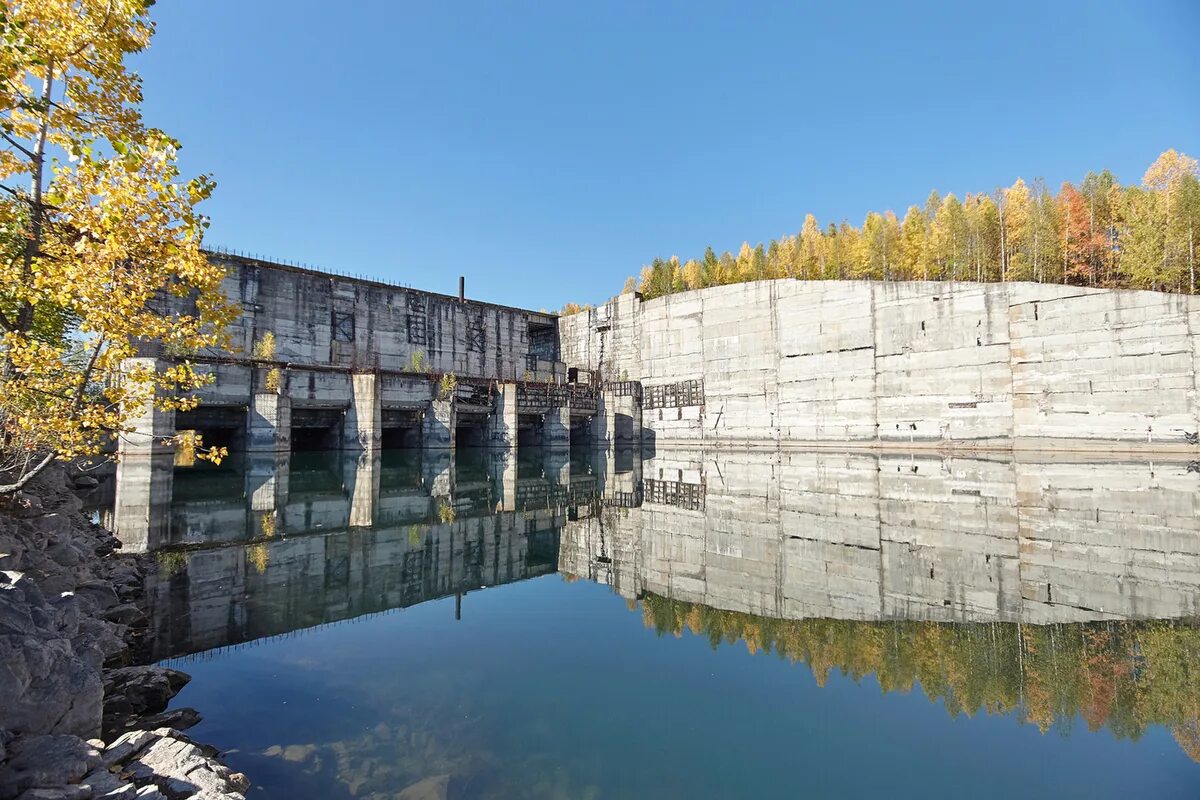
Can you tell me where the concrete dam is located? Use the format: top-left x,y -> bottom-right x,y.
125,252 -> 1200,458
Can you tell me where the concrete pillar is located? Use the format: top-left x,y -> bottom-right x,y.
627,394 -> 643,447
487,449 -> 518,511
113,450 -> 173,553
346,450 -> 380,528
544,448 -> 570,486
423,398 -> 455,450
247,392 -> 291,453
590,391 -> 643,450
117,357 -> 176,459
246,454 -> 289,513
590,393 -> 612,448
590,448 -> 615,497
543,402 -> 571,450
345,372 -> 381,450
423,449 -> 454,499
486,383 -> 519,449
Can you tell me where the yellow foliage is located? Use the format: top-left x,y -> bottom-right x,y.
406,349 -> 427,373
155,550 -> 188,579
0,0 -> 232,491
265,367 -> 282,393
623,150 -> 1199,298
437,372 -> 458,400
251,332 -> 276,360
247,543 -> 269,574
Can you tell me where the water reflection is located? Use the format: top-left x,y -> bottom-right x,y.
104,448 -> 1200,795
110,448 -> 625,661
561,451 -> 1200,624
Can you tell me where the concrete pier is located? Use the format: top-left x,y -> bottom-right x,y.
592,388 -> 642,448
423,398 -> 455,450
344,373 -> 381,450
248,393 -> 291,453
543,403 -> 571,450
116,358 -> 176,459
112,451 -> 174,553
486,383 -> 519,448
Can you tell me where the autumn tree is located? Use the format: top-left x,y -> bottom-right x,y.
929,194 -> 967,280
0,0 -> 234,493
898,206 -> 926,280
1002,179 -> 1032,280
607,150 -> 1195,300
964,194 -> 999,282
798,214 -> 824,279
1058,182 -> 1095,285
1143,150 -> 1200,293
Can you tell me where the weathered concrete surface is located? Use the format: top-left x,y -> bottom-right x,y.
203,253 -> 563,381
134,254 -> 587,455
558,449 -> 1200,624
130,450 -> 622,661
560,280 -> 1200,451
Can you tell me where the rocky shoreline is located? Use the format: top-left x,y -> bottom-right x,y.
0,466 -> 247,800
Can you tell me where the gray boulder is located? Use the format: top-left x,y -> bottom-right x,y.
0,734 -> 100,798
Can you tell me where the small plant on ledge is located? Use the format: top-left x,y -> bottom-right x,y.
252,332 -> 276,360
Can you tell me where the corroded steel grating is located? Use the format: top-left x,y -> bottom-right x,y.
466,308 -> 486,352
644,378 -> 702,409
406,295 -> 427,345
643,478 -> 704,510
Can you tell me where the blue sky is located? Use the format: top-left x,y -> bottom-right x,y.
135,1 -> 1200,310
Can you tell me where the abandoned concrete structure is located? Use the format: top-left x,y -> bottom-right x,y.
116,446 -> 1200,658
119,253 -> 641,469
123,253 -> 1200,465
562,449 -> 1200,625
560,279 -> 1200,452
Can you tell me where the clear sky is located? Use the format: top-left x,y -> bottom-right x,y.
135,0 -> 1200,310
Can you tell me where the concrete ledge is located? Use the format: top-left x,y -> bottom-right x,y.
646,437 -> 1200,456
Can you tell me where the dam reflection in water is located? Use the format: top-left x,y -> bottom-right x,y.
106,449 -> 1200,798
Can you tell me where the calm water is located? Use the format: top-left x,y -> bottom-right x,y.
105,448 -> 1200,798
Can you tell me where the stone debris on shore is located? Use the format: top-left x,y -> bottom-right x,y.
0,466 -> 247,800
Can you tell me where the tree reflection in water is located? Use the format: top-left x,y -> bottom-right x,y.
639,592 -> 1200,758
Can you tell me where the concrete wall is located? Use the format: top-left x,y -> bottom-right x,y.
187,253 -> 561,381
558,450 -> 1200,625
559,280 -> 1200,450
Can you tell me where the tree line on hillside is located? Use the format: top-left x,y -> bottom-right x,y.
609,149 -> 1200,305
638,592 -> 1200,761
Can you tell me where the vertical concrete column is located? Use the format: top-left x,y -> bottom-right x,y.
247,392 -> 291,453
486,383 -> 519,449
625,394 -> 643,447
246,454 -> 290,513
544,447 -> 570,486
487,449 -> 518,511
423,449 -> 455,499
117,357 -> 176,459
423,398 -> 455,450
113,450 -> 174,553
590,393 -> 613,448
589,448 -> 614,496
544,402 -> 571,450
346,450 -> 381,528
345,372 -> 382,451
590,391 -> 643,449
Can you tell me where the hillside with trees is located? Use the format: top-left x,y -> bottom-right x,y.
623,150 -> 1200,302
